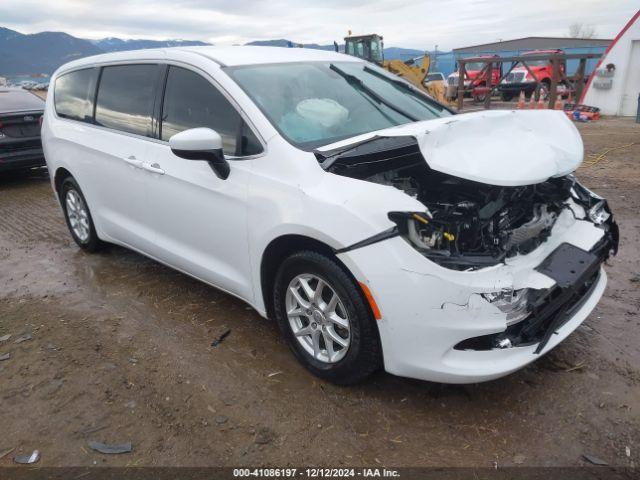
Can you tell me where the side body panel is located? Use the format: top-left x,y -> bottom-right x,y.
42,114 -> 151,250
144,143 -> 255,301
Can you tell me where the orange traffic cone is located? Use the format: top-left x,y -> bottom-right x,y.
554,95 -> 564,110
517,91 -> 526,109
537,93 -> 546,109
528,92 -> 536,109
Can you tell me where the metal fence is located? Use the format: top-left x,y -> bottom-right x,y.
453,52 -> 602,111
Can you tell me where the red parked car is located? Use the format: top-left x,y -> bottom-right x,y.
498,49 -> 566,101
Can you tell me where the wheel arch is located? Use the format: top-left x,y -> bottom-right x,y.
260,234 -> 363,321
53,166 -> 73,199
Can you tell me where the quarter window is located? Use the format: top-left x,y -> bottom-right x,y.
161,66 -> 262,156
95,64 -> 159,137
54,68 -> 99,122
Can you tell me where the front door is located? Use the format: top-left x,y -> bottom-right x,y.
143,65 -> 263,301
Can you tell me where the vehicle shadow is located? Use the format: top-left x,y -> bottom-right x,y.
0,166 -> 49,189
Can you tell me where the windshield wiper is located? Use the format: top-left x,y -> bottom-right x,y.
363,66 -> 447,112
329,64 -> 418,122
364,65 -> 416,92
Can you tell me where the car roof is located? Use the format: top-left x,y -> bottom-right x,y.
56,46 -> 362,73
0,87 -> 45,114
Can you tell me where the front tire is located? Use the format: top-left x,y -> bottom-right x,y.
60,177 -> 103,252
273,251 -> 382,385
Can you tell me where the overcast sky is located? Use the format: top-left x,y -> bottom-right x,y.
1,0 -> 637,50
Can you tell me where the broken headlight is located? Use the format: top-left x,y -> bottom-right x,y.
570,179 -> 612,225
588,200 -> 611,225
570,177 -> 602,202
388,211 -> 505,270
481,289 -> 531,326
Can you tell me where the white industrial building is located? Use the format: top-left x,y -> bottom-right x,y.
582,10 -> 640,116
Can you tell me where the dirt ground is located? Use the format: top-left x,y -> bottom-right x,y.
0,117 -> 638,468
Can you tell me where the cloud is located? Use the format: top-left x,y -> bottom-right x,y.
0,0 -> 635,49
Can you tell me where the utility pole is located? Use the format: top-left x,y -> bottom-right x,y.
434,44 -> 438,70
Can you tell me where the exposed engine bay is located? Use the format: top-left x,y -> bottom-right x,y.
385,173 -> 575,269
317,136 -> 618,270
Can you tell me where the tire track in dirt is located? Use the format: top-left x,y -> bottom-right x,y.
0,175 -> 67,244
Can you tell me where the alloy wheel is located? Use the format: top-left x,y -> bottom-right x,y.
65,189 -> 90,243
285,273 -> 351,363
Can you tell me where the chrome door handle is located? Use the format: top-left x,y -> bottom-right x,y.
142,162 -> 165,175
123,155 -> 143,168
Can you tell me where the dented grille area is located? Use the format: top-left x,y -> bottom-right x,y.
454,237 -> 616,352
454,268 -> 601,352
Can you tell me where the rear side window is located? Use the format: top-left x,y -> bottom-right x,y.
54,68 -> 99,122
161,66 -> 262,156
95,64 -> 159,137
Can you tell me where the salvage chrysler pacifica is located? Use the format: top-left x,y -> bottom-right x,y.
42,47 -> 618,384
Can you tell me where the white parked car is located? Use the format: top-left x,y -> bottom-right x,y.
425,72 -> 445,83
42,47 -> 618,384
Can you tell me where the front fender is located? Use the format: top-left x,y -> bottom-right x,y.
246,159 -> 425,315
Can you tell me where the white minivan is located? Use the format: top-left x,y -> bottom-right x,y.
42,46 -> 618,384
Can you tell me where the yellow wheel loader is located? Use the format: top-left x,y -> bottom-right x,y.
342,33 -> 447,103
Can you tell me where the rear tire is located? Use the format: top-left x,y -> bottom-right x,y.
60,177 -> 103,252
273,250 -> 382,385
501,91 -> 514,101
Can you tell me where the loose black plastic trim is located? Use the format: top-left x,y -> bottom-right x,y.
316,136 -> 424,178
314,135 -> 388,170
534,242 -> 599,289
335,227 -> 399,254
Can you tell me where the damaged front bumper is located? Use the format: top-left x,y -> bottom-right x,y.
454,236 -> 613,354
337,208 -> 617,384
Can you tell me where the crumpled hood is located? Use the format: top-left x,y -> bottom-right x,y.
318,110 -> 583,187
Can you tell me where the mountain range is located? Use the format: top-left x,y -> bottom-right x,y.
245,38 -> 425,61
0,27 -> 425,76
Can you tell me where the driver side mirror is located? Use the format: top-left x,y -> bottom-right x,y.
169,128 -> 230,179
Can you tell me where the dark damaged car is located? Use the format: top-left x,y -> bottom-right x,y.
0,87 -> 45,173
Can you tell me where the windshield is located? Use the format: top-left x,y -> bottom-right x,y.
345,38 -> 383,64
226,61 -> 451,149
465,62 -> 486,71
